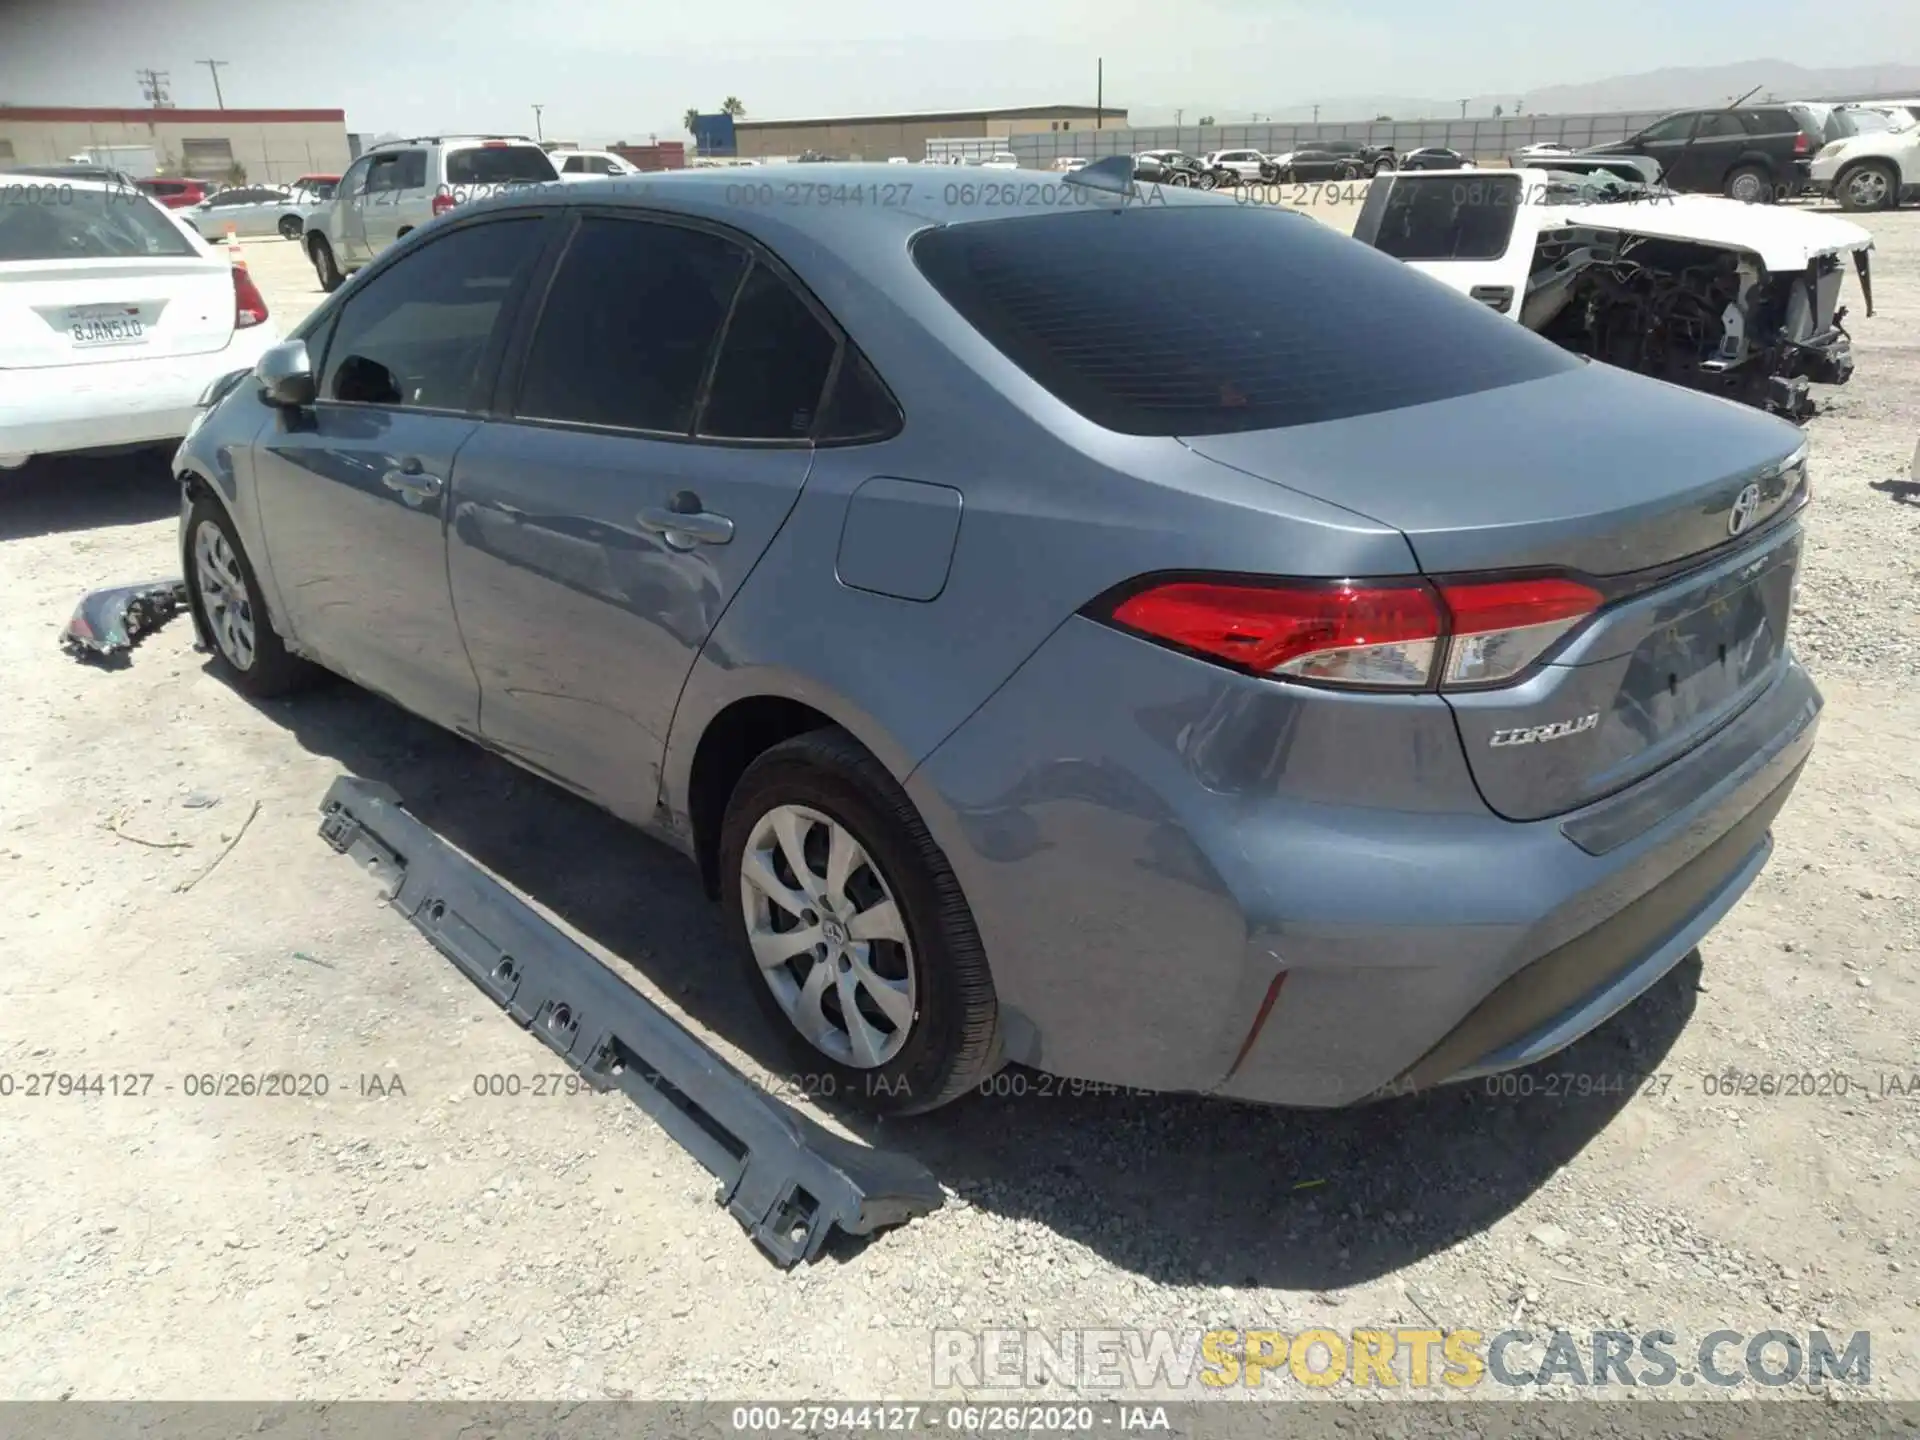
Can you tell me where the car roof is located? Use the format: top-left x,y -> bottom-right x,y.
455,160 -> 1231,258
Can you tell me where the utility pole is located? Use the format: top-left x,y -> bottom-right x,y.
135,68 -> 173,108
1311,103 -> 1320,123
1458,98 -> 1469,118
1096,58 -> 1102,130
197,59 -> 229,108
532,104 -> 545,140
1174,108 -> 1183,126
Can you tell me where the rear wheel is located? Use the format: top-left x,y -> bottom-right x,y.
1169,171 -> 1191,187
278,214 -> 304,240
719,728 -> 1000,1116
1371,156 -> 1395,175
1724,164 -> 1771,204
1836,160 -> 1898,212
309,234 -> 343,292
183,496 -> 319,698
1196,170 -> 1217,191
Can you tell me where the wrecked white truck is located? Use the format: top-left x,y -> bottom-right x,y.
1352,164 -> 1874,420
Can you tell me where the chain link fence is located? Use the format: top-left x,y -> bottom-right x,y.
1009,111 -> 1671,168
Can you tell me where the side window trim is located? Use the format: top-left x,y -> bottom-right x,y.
314,212 -> 561,419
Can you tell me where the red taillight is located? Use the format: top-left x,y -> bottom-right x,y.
1794,132 -> 1811,154
1111,579 -> 1445,689
232,264 -> 269,329
1103,574 -> 1602,691
432,191 -> 457,216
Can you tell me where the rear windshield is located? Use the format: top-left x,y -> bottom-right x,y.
1372,174 -> 1521,260
0,187 -> 197,261
911,205 -> 1575,436
444,145 -> 558,185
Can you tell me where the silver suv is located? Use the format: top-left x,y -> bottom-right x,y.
304,135 -> 559,291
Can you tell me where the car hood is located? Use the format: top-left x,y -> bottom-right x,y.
1546,193 -> 1873,268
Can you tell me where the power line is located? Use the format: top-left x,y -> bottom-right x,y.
197,59 -> 229,109
135,68 -> 173,107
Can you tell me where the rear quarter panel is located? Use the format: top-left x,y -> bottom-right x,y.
658,200 -> 1420,827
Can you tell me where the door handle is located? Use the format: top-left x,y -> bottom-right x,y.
638,503 -> 734,550
382,459 -> 443,503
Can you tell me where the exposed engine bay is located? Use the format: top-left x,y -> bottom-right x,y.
1526,234 -> 1859,420
1352,167 -> 1876,421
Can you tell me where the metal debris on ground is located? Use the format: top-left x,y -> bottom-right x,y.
58,579 -> 191,666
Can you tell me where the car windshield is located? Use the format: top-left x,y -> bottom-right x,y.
912,205 -> 1575,436
0,187 -> 197,261
444,144 -> 558,185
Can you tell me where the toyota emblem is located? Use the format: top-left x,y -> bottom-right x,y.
1728,482 -> 1763,537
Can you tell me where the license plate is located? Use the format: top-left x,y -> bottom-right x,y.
70,316 -> 146,347
68,312 -> 146,348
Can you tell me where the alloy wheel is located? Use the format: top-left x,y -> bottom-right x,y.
1846,168 -> 1890,209
739,803 -> 916,1068
193,521 -> 257,670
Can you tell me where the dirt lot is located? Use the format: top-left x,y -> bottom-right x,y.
0,208 -> 1916,1404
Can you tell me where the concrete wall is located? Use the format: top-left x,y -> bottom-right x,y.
1010,111 -> 1671,167
0,108 -> 352,182
735,110 -> 1128,161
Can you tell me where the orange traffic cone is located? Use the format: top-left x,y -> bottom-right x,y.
224,221 -> 245,268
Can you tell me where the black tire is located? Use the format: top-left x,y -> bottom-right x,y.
1724,164 -> 1772,204
183,495 -> 320,698
1196,171 -> 1217,191
719,728 -> 1001,1116
1170,171 -> 1191,187
1371,156 -> 1395,175
278,214 -> 304,240
309,234 -> 343,292
1835,159 -> 1899,212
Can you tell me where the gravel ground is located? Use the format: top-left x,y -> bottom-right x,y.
0,211 -> 1915,1405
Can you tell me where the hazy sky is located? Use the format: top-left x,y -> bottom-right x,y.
3,0 -> 1918,140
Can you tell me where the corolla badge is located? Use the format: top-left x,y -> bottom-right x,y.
1728,482 -> 1763,536
1489,713 -> 1600,748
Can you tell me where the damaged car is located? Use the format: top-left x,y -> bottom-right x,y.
1353,165 -> 1873,419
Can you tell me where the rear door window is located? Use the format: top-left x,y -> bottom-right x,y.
698,262 -> 839,440
445,145 -> 558,185
1693,113 -> 1746,139
1637,113 -> 1696,143
515,215 -> 746,433
911,205 -> 1577,437
318,217 -> 544,411
1371,174 -> 1521,260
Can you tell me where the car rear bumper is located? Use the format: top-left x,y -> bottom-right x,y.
907,617 -> 1822,1107
0,325 -> 278,464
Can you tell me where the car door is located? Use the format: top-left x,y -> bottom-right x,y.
1623,111 -> 1700,186
333,154 -> 375,262
444,212 -> 837,820
1677,111 -> 1749,190
359,149 -> 420,256
249,213 -> 554,732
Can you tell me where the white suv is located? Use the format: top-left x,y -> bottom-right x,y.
304,135 -> 560,291
1809,101 -> 1920,211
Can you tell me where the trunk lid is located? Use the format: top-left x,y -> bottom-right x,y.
0,256 -> 237,368
1182,362 -> 1810,820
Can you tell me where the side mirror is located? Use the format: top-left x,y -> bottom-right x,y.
255,339 -> 316,408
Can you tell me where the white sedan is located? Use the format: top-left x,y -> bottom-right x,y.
188,181 -> 337,242
0,176 -> 282,469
